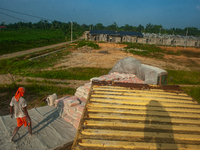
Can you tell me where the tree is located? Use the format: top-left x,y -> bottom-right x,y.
124,24 -> 132,31
81,24 -> 89,30
62,23 -> 70,39
136,24 -> 144,32
95,23 -> 104,30
145,23 -> 153,33
106,22 -> 118,31
152,25 -> 162,33
0,22 -> 5,26
145,23 -> 162,33
113,22 -> 118,29
186,27 -> 198,36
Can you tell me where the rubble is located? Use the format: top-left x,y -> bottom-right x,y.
77,45 -> 93,53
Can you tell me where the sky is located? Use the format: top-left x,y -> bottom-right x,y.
0,0 -> 200,29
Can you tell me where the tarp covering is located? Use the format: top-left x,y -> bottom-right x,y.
141,64 -> 167,85
0,106 -> 76,150
108,57 -> 145,81
108,57 -> 167,85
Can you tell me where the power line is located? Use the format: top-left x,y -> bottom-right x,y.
0,7 -> 53,22
0,11 -> 29,22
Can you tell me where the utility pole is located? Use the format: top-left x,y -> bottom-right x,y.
71,21 -> 73,43
184,27 -> 188,50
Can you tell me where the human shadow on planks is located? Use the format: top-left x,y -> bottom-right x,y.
144,100 -> 178,150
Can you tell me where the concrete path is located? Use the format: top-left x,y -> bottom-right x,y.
0,106 -> 76,150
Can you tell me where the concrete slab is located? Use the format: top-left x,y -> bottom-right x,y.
0,106 -> 76,150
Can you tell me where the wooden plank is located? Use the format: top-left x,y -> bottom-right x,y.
93,90 -> 191,100
91,94 -> 196,104
93,86 -> 187,95
87,113 -> 200,125
88,102 -> 200,113
87,107 -> 200,119
78,139 -> 200,150
84,120 -> 200,132
81,129 -> 200,141
90,98 -> 200,108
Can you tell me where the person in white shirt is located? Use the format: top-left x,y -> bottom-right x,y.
10,87 -> 32,142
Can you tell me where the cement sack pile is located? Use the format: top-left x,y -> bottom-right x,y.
75,83 -> 91,99
55,96 -> 86,129
90,72 -> 144,84
75,72 -> 144,100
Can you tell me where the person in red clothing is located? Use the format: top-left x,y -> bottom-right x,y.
10,87 -> 32,142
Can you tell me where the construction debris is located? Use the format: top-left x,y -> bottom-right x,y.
77,45 -> 93,53
46,93 -> 57,106
121,48 -> 148,52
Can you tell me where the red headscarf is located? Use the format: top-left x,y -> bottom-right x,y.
15,87 -> 25,102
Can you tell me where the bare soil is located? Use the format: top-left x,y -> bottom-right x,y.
159,46 -> 200,52
52,43 -> 200,71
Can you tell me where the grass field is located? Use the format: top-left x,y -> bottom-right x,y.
167,70 -> 200,85
0,29 -> 83,55
181,86 -> 200,103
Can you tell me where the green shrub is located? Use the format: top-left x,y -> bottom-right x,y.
76,41 -> 100,49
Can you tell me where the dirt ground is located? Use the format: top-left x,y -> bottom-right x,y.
52,43 -> 200,71
159,46 -> 200,52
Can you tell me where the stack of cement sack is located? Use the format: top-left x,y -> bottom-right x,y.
74,72 -> 144,100
54,96 -> 86,129
55,72 -> 144,129
90,72 -> 144,83
75,83 -> 91,99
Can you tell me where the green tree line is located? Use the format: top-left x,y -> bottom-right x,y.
1,20 -> 200,36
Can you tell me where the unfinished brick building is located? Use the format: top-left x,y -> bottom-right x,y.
85,30 -> 200,47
